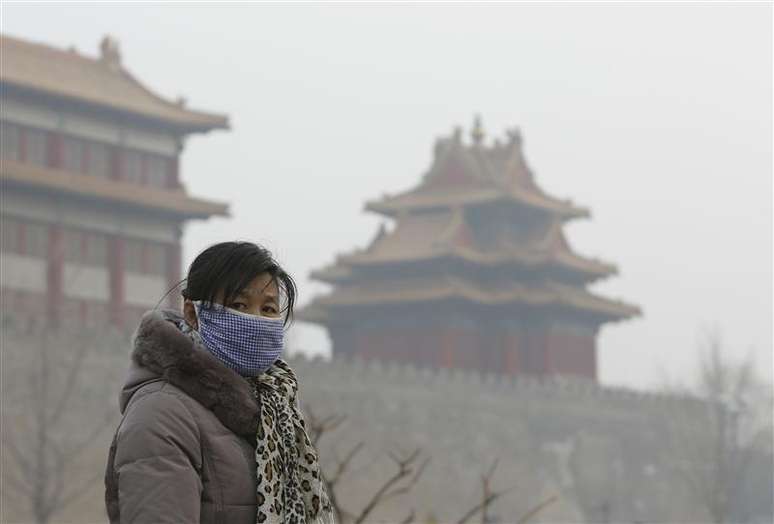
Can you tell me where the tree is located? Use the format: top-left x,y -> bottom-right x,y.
1,319 -> 126,524
666,329 -> 773,524
305,407 -> 556,524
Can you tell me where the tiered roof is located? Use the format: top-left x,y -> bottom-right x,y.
1,34 -> 229,220
301,118 -> 639,324
312,211 -> 616,283
1,158 -> 228,219
300,275 -> 639,323
0,34 -> 229,133
365,124 -> 588,219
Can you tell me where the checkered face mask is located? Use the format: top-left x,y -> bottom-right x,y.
193,301 -> 284,377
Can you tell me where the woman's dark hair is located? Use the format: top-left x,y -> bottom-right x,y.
181,241 -> 296,325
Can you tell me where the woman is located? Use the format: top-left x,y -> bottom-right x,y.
104,241 -> 335,524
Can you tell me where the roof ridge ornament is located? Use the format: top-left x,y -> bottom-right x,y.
506,126 -> 522,148
432,135 -> 452,161
367,222 -> 388,251
99,35 -> 122,71
471,114 -> 485,146
452,125 -> 463,144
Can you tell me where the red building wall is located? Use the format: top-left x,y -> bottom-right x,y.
544,324 -> 597,379
326,312 -> 598,380
1,122 -> 186,330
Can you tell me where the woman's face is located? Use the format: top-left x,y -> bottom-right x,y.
183,272 -> 281,330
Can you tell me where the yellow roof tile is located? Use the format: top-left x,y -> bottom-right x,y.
1,34 -> 228,132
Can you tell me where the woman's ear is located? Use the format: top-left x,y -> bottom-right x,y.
183,299 -> 198,330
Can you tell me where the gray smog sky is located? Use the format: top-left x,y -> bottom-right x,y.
3,2 -> 771,390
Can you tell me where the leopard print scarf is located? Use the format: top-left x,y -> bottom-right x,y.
176,317 -> 334,523
247,359 -> 336,524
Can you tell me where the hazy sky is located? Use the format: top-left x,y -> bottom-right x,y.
3,2 -> 771,390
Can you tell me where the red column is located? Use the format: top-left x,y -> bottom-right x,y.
166,240 -> 182,308
543,327 -> 553,375
167,155 -> 180,189
331,325 -> 354,359
503,328 -> 521,376
81,141 -> 91,174
542,327 -> 553,376
480,330 -> 499,374
520,326 -> 547,376
110,146 -> 123,181
542,326 -> 598,379
47,224 -> 63,327
108,235 -> 125,328
439,327 -> 456,369
140,153 -> 148,186
47,131 -> 63,169
17,222 -> 27,255
589,337 -> 598,381
18,127 -> 27,162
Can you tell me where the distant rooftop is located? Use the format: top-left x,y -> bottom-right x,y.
365,116 -> 589,219
0,33 -> 229,133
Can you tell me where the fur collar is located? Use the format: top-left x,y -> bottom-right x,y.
131,310 -> 261,439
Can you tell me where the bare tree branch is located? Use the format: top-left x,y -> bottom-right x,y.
455,492 -> 506,524
305,404 -> 537,524
664,329 -> 772,524
400,508 -> 416,524
57,468 -> 108,513
4,432 -> 33,478
47,338 -> 92,427
2,324 -> 125,524
455,458 -> 510,524
516,494 -> 558,524
354,448 -> 424,524
329,442 -> 365,487
305,406 -> 347,448
48,440 -> 67,513
61,410 -> 114,468
378,457 -> 429,503
0,454 -> 33,497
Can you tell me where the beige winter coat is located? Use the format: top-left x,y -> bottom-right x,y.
104,310 -> 261,523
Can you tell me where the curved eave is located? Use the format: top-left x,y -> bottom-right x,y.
309,264 -> 353,284
337,249 -> 616,281
1,159 -> 229,220
295,303 -> 330,324
552,251 -> 619,280
1,80 -> 229,134
305,286 -> 640,323
365,189 -> 589,220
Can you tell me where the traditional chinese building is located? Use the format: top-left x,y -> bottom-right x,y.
0,34 -> 228,329
300,118 -> 639,379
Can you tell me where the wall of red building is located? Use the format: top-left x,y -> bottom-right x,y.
1,215 -> 183,331
544,325 -> 597,379
2,122 -> 186,330
327,315 -> 598,380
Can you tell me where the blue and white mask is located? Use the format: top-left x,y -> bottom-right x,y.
193,301 -> 284,377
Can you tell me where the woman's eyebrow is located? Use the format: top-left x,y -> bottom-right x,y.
242,286 -> 279,301
258,280 -> 280,301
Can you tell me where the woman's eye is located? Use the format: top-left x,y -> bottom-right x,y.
231,302 -> 248,310
263,305 -> 278,315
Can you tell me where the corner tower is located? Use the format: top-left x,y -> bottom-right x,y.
301,118 -> 639,379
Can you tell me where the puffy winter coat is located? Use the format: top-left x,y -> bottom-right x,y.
104,310 -> 262,523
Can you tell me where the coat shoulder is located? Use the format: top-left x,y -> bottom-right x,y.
123,380 -> 204,430
116,381 -> 204,469
128,379 -> 194,406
